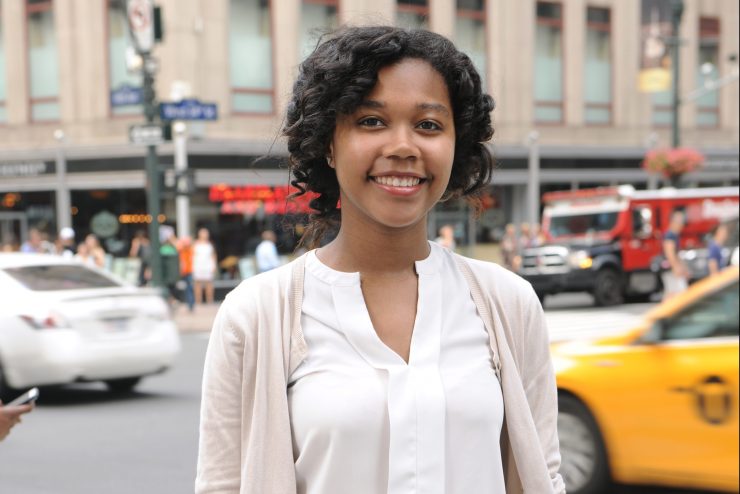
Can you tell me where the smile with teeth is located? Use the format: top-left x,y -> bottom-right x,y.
371,176 -> 423,187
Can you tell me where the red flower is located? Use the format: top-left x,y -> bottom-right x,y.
642,147 -> 705,178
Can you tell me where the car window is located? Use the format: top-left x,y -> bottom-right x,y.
3,264 -> 120,291
663,281 -> 739,340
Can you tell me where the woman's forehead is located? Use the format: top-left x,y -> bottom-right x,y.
362,59 -> 451,110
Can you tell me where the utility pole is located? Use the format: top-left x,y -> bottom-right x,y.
669,0 -> 684,147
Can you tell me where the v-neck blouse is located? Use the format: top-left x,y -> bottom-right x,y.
287,242 -> 505,494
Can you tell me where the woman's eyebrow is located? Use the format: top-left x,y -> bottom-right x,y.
358,100 -> 385,109
417,102 -> 451,116
359,100 -> 450,116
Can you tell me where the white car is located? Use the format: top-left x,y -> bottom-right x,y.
0,254 -> 181,401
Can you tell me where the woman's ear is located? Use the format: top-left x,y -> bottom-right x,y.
327,144 -> 335,168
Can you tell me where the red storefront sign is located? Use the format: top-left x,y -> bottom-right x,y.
209,184 -> 317,215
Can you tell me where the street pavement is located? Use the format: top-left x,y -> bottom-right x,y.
0,293 -> 718,494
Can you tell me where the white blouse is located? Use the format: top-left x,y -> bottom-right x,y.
288,242 -> 505,494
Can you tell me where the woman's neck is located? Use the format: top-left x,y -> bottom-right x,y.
318,220 -> 430,275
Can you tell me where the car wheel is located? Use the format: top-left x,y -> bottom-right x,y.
105,377 -> 141,394
558,394 -> 610,494
593,269 -> 623,307
623,293 -> 653,304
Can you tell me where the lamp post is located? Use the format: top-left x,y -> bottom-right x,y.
53,129 -> 72,232
527,131 -> 541,227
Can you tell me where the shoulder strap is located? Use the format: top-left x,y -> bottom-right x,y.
453,255 -> 502,383
288,254 -> 308,376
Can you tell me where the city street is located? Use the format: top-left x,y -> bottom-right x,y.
0,294 -> 721,494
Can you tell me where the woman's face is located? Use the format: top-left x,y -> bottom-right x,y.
330,58 -> 455,233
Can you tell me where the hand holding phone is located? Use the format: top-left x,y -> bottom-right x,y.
7,387 -> 40,407
1,388 -> 37,441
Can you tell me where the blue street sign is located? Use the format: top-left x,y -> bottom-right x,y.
159,99 -> 218,121
110,84 -> 144,107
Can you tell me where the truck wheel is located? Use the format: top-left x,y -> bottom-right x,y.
558,394 -> 610,494
594,269 -> 623,306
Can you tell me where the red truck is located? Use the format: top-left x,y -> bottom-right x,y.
519,185 -> 739,306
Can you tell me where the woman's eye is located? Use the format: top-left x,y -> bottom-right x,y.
358,117 -> 383,127
418,121 -> 441,131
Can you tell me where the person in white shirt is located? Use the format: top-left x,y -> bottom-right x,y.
197,26 -> 564,494
255,230 -> 282,272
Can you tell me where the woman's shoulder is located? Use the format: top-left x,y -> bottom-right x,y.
216,254 -> 305,329
450,252 -> 538,307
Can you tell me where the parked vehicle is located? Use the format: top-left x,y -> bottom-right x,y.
0,254 -> 181,401
519,185 -> 739,306
554,266 -> 739,494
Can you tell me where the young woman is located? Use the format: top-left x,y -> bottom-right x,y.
193,228 -> 218,305
197,26 -> 564,494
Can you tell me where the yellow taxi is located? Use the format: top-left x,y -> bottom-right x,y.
554,266 -> 739,494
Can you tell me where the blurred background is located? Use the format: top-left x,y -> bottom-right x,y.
0,0 -> 738,493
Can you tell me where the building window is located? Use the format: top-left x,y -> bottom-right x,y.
0,5 -> 6,123
27,0 -> 60,122
229,0 -> 273,114
697,17 -> 720,128
300,0 -> 338,60
584,7 -> 611,124
534,1 -> 563,123
456,0 -> 487,90
397,0 -> 429,30
108,0 -> 142,117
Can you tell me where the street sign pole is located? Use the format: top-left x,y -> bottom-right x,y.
143,62 -> 163,288
173,122 -> 191,239
128,0 -> 163,288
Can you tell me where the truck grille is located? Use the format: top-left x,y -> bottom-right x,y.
520,246 -> 569,274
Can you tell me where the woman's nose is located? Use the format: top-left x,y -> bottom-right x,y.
383,126 -> 421,161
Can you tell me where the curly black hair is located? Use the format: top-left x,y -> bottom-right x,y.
283,25 -> 495,248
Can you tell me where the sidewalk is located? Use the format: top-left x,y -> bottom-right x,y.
172,302 -> 221,333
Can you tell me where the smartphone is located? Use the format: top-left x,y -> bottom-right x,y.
7,387 -> 40,406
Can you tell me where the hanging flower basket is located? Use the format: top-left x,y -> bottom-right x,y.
642,147 -> 705,187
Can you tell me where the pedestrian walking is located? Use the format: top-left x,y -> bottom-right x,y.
55,227 -> 76,258
707,223 -> 729,276
661,210 -> 689,299
197,26 -> 564,494
178,235 -> 195,311
20,228 -> 54,254
159,226 -> 181,307
84,234 -> 106,268
129,229 -> 152,286
255,230 -> 282,273
500,223 -> 518,271
518,222 -> 533,250
434,224 -> 456,250
193,228 -> 217,305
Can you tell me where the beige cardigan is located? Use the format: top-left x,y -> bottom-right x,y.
196,252 -> 566,494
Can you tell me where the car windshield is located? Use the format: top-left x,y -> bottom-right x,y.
548,212 -> 619,237
4,264 -> 120,291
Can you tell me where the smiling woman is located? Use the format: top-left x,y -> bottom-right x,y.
197,26 -> 565,494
